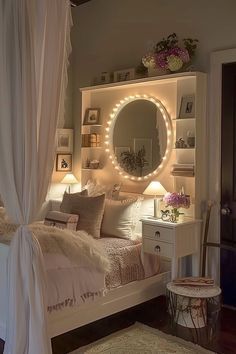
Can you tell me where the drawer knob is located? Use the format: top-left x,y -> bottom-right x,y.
155,231 -> 160,238
154,245 -> 161,253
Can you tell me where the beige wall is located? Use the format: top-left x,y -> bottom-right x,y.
51,0 -> 236,193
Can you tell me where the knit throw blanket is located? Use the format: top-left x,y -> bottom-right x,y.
0,222 -> 110,273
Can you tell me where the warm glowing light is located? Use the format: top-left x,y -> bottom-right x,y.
105,94 -> 172,182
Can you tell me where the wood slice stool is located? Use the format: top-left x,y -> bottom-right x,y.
166,282 -> 221,344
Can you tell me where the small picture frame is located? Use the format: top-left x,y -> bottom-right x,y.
100,72 -> 110,84
56,154 -> 72,172
83,108 -> 100,125
179,95 -> 195,118
56,129 -> 73,153
113,68 -> 135,83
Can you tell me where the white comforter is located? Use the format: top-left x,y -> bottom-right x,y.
44,253 -> 106,311
0,221 -> 110,312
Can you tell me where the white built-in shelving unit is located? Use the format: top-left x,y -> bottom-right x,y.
80,71 -> 207,219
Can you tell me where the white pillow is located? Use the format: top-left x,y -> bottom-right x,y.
101,198 -> 142,240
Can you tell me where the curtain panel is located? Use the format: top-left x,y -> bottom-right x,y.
0,1 -> 72,353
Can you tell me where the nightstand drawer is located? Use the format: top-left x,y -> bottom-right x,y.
142,223 -> 173,243
142,238 -> 173,258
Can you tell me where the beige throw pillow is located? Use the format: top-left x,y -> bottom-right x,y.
101,198 -> 142,239
60,189 -> 88,213
71,194 -> 106,239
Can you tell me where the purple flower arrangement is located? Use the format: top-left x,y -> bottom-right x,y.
162,192 -> 190,222
142,33 -> 198,73
163,192 -> 190,209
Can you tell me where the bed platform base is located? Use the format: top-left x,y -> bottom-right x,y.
49,268 -> 171,338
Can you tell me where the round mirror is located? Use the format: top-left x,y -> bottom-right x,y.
106,95 -> 172,181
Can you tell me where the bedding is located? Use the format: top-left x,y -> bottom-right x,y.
44,210 -> 79,230
43,236 -> 160,312
101,198 -> 142,240
61,193 -> 106,239
100,237 -> 160,289
0,213 -> 160,315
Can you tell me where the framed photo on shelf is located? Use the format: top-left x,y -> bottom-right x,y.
100,71 -> 110,84
56,129 -> 73,153
56,154 -> 72,172
83,108 -> 100,125
179,95 -> 195,118
113,68 -> 135,82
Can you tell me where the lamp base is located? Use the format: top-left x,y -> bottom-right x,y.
154,198 -> 161,219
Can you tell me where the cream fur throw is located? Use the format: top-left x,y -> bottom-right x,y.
0,220 -> 110,273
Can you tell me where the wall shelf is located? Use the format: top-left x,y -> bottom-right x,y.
79,72 -> 207,219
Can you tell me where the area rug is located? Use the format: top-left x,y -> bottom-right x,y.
69,322 -> 215,354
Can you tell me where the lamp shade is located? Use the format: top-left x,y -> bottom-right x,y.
61,173 -> 78,184
143,181 -> 167,196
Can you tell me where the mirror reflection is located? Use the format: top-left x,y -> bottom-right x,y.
113,99 -> 167,177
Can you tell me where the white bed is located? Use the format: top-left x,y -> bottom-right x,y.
0,195 -> 171,341
0,241 -> 171,341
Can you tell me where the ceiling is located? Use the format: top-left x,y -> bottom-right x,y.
70,0 -> 92,6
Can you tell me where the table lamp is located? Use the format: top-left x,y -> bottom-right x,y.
143,181 -> 167,218
61,173 -> 79,193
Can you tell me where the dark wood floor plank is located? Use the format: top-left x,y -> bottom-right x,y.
1,296 -> 236,354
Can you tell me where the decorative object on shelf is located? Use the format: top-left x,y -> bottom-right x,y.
175,138 -> 187,148
56,129 -> 73,153
90,159 -> 100,169
171,164 -> 195,177
142,33 -> 198,76
162,192 -> 190,222
179,95 -> 195,118
82,133 -> 101,147
60,173 -> 79,193
113,68 -> 135,82
100,71 -> 110,84
85,158 -> 90,168
56,154 -> 72,172
187,130 -> 195,147
83,108 -> 100,125
143,181 -> 167,218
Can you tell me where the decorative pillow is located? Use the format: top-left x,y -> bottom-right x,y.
83,179 -> 121,200
60,189 -> 88,213
101,198 -> 142,240
71,194 -> 106,239
44,211 -> 79,231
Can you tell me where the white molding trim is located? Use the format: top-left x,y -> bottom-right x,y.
209,48 -> 236,282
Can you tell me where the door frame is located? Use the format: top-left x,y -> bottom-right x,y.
209,48 -> 236,283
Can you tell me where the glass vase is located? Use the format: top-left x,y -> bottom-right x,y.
169,208 -> 180,223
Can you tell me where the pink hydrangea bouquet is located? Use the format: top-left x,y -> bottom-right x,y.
142,33 -> 198,73
162,192 -> 190,222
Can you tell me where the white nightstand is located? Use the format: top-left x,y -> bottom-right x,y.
141,218 -> 202,279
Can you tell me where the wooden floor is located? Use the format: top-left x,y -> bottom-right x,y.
1,296 -> 236,353
52,296 -> 236,354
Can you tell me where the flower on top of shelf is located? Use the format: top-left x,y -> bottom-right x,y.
142,33 -> 198,73
163,192 -> 190,209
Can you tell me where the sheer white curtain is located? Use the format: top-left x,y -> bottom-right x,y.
0,1 -> 72,353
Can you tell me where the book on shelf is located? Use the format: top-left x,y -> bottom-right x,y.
171,163 -> 195,170
171,171 -> 195,177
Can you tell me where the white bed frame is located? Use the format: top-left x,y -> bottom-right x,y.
0,243 -> 171,340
